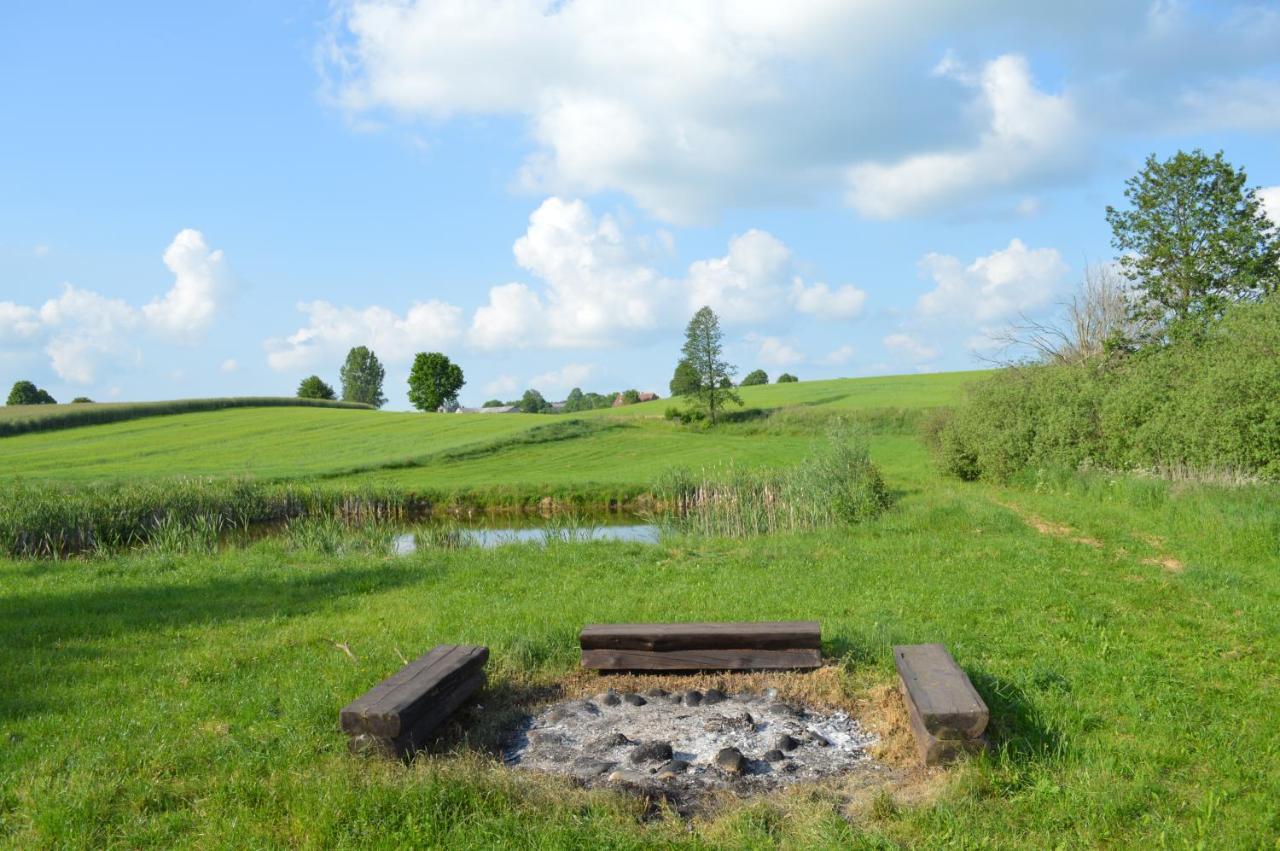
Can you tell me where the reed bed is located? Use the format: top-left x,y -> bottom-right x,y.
0,396 -> 371,437
0,477 -> 424,558
656,424 -> 889,537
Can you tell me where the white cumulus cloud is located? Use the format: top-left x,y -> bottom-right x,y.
755,336 -> 805,368
820,344 -> 856,366
529,362 -> 595,393
883,333 -> 939,364
266,299 -> 463,371
324,2 -> 1277,221
1259,186 -> 1280,225
1,230 -> 232,384
276,197 -> 851,368
916,238 -> 1068,323
142,229 -> 232,339
846,55 -> 1081,219
791,281 -> 868,320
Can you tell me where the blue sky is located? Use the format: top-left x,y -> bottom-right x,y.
3,1 -> 1278,409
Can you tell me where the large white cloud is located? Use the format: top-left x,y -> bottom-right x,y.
846,55 -> 1081,219
272,196 -> 859,367
325,1 -> 1280,221
1260,186 -> 1280,225
916,239 -> 1069,323
2,230 -> 231,384
142,229 -> 232,338
265,299 -> 463,371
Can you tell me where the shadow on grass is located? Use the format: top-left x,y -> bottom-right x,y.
799,395 -> 850,407
716,408 -> 772,425
968,670 -> 1064,764
0,560 -> 430,722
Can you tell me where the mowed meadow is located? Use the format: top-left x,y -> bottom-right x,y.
1,370 -> 1277,847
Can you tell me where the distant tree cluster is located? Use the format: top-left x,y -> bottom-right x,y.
297,375 -> 336,400
6,381 -> 56,406
777,373 -> 799,383
741,369 -> 768,386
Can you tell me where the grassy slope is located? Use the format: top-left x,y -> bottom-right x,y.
0,407 -> 546,482
1,436 -> 1276,847
0,372 -> 977,486
583,370 -> 993,418
0,397 -> 371,437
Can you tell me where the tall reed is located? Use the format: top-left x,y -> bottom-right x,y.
656,423 -> 889,538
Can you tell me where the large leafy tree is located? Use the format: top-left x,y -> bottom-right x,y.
679,306 -> 741,424
1106,149 -> 1280,335
741,369 -> 768,386
519,388 -> 550,413
668,358 -> 700,397
339,346 -> 387,408
407,352 -> 465,412
296,375 -> 335,400
6,380 -> 56,406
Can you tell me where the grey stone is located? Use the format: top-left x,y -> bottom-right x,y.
570,758 -> 617,780
607,768 -> 653,786
629,741 -> 673,764
703,688 -> 727,705
644,687 -> 669,698
655,759 -> 689,778
683,690 -> 703,707
774,733 -> 800,752
763,749 -> 786,762
600,690 -> 621,707
590,732 -> 632,749
768,702 -> 800,718
622,693 -> 647,707
714,746 -> 746,775
781,760 -> 799,773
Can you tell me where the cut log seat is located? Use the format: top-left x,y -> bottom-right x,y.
580,621 -> 821,671
340,644 -> 488,756
893,643 -> 989,765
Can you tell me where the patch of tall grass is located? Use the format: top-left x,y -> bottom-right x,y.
656,424 -> 889,537
0,478 -> 423,558
0,396 -> 372,437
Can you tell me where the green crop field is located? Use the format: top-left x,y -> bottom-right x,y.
1,368 -> 1277,848
582,370 -> 994,419
0,372 -> 970,486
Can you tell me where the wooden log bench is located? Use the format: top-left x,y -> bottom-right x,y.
340,644 -> 488,756
580,621 -> 821,671
893,643 -> 989,765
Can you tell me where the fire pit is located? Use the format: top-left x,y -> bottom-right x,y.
503,684 -> 884,797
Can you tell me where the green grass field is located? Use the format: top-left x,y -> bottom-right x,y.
1,369 -> 1276,847
0,372 -> 970,487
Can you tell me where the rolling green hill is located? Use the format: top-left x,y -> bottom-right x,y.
0,372 -> 980,484
586,369 -> 992,418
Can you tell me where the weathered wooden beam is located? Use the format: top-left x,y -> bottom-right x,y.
581,647 -> 822,672
579,621 -> 821,652
341,644 -> 489,738
347,669 -> 487,757
893,643 -> 989,766
900,676 -> 989,765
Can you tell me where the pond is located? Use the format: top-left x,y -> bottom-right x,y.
392,516 -> 661,554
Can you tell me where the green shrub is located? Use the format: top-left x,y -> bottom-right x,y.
937,296 -> 1280,481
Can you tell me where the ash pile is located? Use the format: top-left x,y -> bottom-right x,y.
504,686 -> 882,796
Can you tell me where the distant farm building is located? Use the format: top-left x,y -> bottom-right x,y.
612,391 -> 659,407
